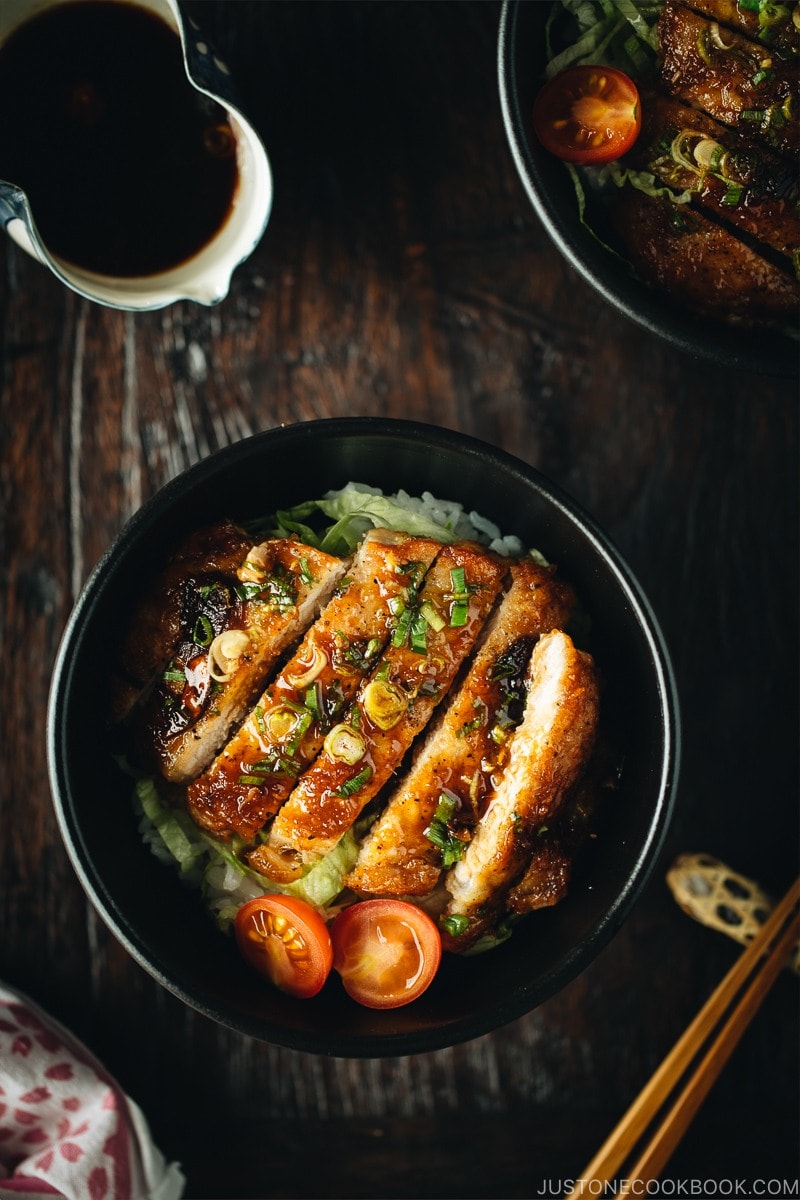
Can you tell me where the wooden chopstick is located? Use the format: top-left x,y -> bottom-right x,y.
566,876 -> 800,1200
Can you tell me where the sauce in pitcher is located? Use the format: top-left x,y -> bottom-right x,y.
0,1 -> 240,277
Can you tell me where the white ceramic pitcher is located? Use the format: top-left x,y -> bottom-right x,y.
0,0 -> 273,310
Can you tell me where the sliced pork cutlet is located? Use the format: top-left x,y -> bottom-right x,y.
612,186 -> 799,324
345,559 -> 576,899
679,0 -> 799,63
187,529 -> 443,841
505,753 -> 614,916
659,0 -> 799,161
632,94 -> 799,266
252,542 -> 507,884
135,538 -> 346,785
110,520 -> 254,725
441,629 -> 599,953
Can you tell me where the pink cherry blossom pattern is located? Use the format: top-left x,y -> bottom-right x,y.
22,1125 -> 49,1144
88,1166 -> 109,1200
20,1086 -> 51,1104
11,1035 -> 33,1056
35,1030 -> 63,1053
62,1096 -> 81,1111
44,1062 -> 74,1081
14,1108 -> 39,1125
60,1141 -> 84,1162
34,1149 -> 55,1173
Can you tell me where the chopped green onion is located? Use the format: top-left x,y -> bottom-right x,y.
740,108 -> 766,120
751,67 -> 774,85
419,600 -> 445,632
450,601 -> 468,627
162,667 -> 186,684
425,792 -> 467,867
449,566 -> 467,596
193,614 -> 213,646
298,556 -> 316,586
391,607 -> 414,647
441,914 -> 470,937
335,764 -> 373,798
304,683 -> 322,721
721,184 -> 743,206
409,611 -> 428,654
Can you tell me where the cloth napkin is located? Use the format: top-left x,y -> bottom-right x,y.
0,982 -> 185,1200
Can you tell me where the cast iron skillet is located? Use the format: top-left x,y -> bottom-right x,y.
498,0 -> 797,379
47,418 -> 680,1057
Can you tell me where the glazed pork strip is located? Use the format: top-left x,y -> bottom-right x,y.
680,0 -> 799,62
251,542 -> 507,883
110,519 -> 254,724
345,559 -> 576,899
441,630 -> 599,953
612,187 -> 799,325
186,529 -> 444,840
136,538 -> 346,785
633,94 -> 799,265
658,0 -> 799,160
504,764 -> 608,917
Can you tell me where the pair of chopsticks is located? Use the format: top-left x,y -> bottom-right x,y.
566,876 -> 800,1199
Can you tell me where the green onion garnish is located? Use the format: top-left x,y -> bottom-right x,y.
419,600 -> 445,632
391,607 -> 413,647
304,683 -> 322,721
335,764 -> 373,798
441,914 -> 470,937
409,612 -> 428,654
299,557 -> 316,586
193,614 -> 213,646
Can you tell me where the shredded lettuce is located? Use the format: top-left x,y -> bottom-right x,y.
545,0 -> 661,78
268,485 -> 454,555
315,486 -> 453,554
135,777 -> 358,931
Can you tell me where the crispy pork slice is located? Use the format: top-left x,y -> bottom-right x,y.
186,529 -> 443,840
345,559 -> 576,898
251,542 -> 507,883
680,0 -> 799,63
632,94 -> 799,266
504,765 -> 607,916
110,519 -> 254,724
659,0 -> 799,160
613,187 -> 799,325
135,538 -> 346,784
441,630 -> 599,953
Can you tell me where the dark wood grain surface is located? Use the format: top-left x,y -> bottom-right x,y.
1,3 -> 797,1198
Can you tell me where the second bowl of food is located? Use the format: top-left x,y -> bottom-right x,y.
498,0 -> 798,377
47,418 -> 679,1056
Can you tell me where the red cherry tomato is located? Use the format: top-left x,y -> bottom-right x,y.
330,899 -> 442,1010
533,65 -> 641,165
234,895 -> 333,999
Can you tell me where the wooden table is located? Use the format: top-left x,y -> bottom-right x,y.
1,3 -> 797,1196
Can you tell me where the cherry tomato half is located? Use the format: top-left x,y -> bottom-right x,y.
234,895 -> 333,999
533,65 -> 641,165
330,899 -> 442,1010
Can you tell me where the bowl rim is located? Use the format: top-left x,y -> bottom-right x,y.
46,417 -> 681,1055
497,0 -> 797,379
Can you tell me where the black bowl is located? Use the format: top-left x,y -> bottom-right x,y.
498,0 -> 797,378
47,418 -> 679,1056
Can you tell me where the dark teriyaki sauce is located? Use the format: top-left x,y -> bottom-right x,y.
0,1 -> 239,276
